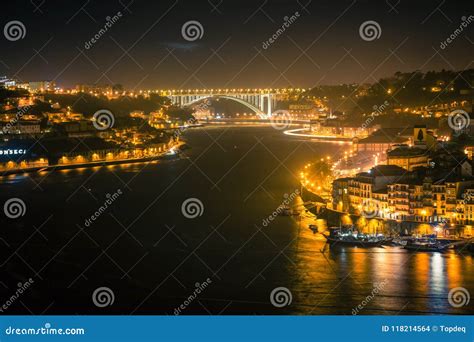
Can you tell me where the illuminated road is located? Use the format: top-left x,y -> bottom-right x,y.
283,128 -> 352,143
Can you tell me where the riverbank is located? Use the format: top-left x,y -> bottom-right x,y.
0,142 -> 186,177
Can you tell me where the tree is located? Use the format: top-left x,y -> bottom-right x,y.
417,129 -> 424,142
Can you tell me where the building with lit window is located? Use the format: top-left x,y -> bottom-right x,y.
386,146 -> 429,171
332,166 -> 474,232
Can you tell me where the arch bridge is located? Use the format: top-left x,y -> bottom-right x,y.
159,88 -> 308,117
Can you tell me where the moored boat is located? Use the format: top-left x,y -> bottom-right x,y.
321,226 -> 391,247
278,205 -> 301,216
403,239 -> 449,252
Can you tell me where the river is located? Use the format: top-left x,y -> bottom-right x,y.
1,126 -> 473,315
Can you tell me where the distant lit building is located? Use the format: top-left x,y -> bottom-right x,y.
29,80 -> 55,92
130,111 -> 148,120
288,104 -> 319,119
0,76 -> 16,87
353,128 -> 410,153
46,112 -> 84,123
310,122 -> 379,139
55,120 -> 95,137
0,120 -> 41,136
75,83 -> 112,94
465,146 -> 474,160
386,146 -> 429,171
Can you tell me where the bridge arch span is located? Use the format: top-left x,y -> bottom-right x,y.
184,95 -> 265,116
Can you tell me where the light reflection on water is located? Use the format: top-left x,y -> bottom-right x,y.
1,126 -> 473,315
292,221 -> 472,314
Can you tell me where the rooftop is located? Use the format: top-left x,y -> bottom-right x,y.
356,128 -> 412,144
370,164 -> 407,176
387,146 -> 427,157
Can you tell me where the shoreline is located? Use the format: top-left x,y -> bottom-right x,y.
0,142 -> 186,177
301,187 -> 471,235
283,128 -> 353,144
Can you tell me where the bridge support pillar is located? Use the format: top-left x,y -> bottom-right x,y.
259,94 -> 272,117
267,94 -> 272,116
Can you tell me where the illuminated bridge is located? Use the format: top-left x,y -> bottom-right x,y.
159,88 -> 308,117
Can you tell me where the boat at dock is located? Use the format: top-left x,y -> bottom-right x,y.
278,205 -> 299,216
387,235 -> 473,252
278,203 -> 308,216
321,226 -> 391,247
403,240 -> 449,252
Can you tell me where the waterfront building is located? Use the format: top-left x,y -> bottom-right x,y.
0,157 -> 48,171
332,177 -> 351,212
310,122 -> 379,139
372,188 -> 390,219
332,165 -> 474,232
57,143 -> 172,166
344,165 -> 407,215
0,139 -> 48,171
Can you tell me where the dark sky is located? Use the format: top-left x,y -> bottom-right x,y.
0,0 -> 472,88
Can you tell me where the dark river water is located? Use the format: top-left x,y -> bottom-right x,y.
1,126 -> 473,315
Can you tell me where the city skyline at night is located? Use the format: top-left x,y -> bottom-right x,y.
0,0 -> 473,89
1,2 -> 474,339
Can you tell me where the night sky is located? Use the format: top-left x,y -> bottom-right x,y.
0,0 -> 472,88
